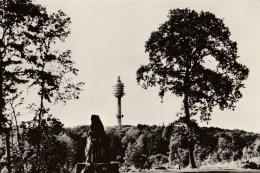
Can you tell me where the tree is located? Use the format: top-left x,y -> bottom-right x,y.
217,135 -> 233,161
168,121 -> 195,168
168,134 -> 189,168
65,125 -> 89,165
0,1 -> 44,172
121,126 -> 140,147
25,9 -> 84,123
0,0 -> 43,127
21,115 -> 67,172
149,154 -> 168,168
2,1 -> 84,171
105,126 -> 125,163
21,6 -> 84,172
124,134 -> 149,170
137,8 -> 249,168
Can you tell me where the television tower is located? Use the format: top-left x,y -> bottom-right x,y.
113,76 -> 125,126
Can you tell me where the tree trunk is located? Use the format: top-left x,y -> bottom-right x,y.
36,79 -> 45,172
6,129 -> 11,173
12,108 -> 25,173
183,94 -> 197,168
187,144 -> 197,168
0,57 -> 5,127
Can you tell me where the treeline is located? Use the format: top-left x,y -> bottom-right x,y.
105,124 -> 260,169
1,121 -> 260,172
0,117 -> 72,172
65,123 -> 260,171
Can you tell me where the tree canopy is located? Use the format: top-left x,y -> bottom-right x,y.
0,0 -> 43,128
137,8 -> 249,123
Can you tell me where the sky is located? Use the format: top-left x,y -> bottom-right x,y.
27,0 -> 260,133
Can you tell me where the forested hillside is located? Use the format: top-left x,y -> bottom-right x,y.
1,121 -> 260,172
65,123 -> 260,170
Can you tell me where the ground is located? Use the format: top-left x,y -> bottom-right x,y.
124,169 -> 260,173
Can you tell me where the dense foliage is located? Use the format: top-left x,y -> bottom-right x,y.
1,122 -> 260,172
105,124 -> 260,170
72,124 -> 260,171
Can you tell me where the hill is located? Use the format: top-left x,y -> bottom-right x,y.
63,123 -> 260,170
1,123 -> 260,172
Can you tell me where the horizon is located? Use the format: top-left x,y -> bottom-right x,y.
19,0 -> 260,133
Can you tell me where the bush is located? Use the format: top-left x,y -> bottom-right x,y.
149,154 -> 168,168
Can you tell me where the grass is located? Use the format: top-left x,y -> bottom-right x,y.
122,158 -> 260,173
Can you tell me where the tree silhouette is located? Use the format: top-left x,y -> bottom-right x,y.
25,9 -> 84,126
22,7 -> 84,172
0,1 -> 44,172
0,0 -> 43,128
137,8 -> 249,168
1,1 -> 84,172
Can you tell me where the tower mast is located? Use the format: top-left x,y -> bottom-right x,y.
113,76 -> 125,126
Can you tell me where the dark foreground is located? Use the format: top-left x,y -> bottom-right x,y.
126,169 -> 260,173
